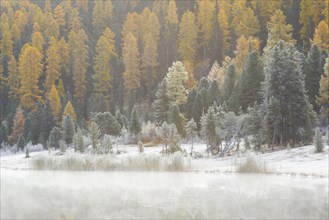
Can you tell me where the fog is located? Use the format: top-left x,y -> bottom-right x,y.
1,170 -> 328,219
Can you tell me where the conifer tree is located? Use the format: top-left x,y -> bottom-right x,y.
17,134 -> 25,151
218,9 -> 230,58
165,61 -> 189,106
93,112 -> 121,136
74,127 -> 84,153
165,0 -> 179,68
123,33 -> 141,94
73,29 -> 88,109
186,118 -> 197,156
49,85 -> 62,121
196,0 -> 215,48
192,88 -> 207,130
48,127 -> 62,149
168,105 -> 185,137
264,41 -> 316,145
313,21 -> 329,52
8,106 -> 25,144
62,114 -> 75,145
207,80 -> 220,107
45,40 -> 61,93
304,45 -> 322,111
62,101 -> 77,121
130,107 -> 141,136
239,51 -> 264,110
200,106 -> 220,155
221,64 -> 236,104
92,0 -> 105,37
153,79 -> 169,125
316,58 -> 329,108
314,128 -> 323,153
7,55 -> 20,100
89,121 -> 101,150
18,44 -> 43,111
232,7 -> 259,38
40,102 -> 56,148
178,10 -> 197,67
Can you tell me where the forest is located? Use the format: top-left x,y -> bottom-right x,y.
0,0 -> 328,153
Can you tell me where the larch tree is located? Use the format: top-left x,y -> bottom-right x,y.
31,23 -> 45,53
92,0 -> 105,37
8,106 -> 25,144
54,5 -> 65,28
123,32 -> 141,95
196,0 -> 216,50
45,38 -> 61,93
49,85 -> 62,122
265,9 -> 295,53
312,21 -> 329,52
165,0 -> 179,68
121,12 -> 141,46
235,36 -> 260,75
104,0 -> 113,27
141,33 -> 158,94
62,101 -> 77,121
93,28 -> 116,107
178,10 -> 198,70
7,55 -> 20,100
18,44 -> 43,111
73,29 -> 88,109
165,61 -> 189,106
232,6 -> 259,38
218,8 -> 230,59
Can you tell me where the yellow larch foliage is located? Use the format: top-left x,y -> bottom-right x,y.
122,12 -> 141,45
196,0 -> 216,46
45,38 -> 61,93
49,84 -> 62,121
1,31 -> 13,57
141,33 -> 158,89
123,32 -> 141,94
18,44 -> 43,111
235,36 -> 260,75
178,10 -> 198,63
63,101 -> 77,121
232,6 -> 259,38
31,25 -> 45,53
218,8 -> 230,56
166,0 -> 178,25
92,0 -> 106,36
7,55 -> 20,100
317,58 -> 329,106
8,106 -> 25,144
313,21 -> 329,52
141,8 -> 160,44
54,5 -> 66,28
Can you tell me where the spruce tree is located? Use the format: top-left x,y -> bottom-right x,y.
48,127 -> 62,149
264,41 -> 316,145
153,79 -> 169,125
93,112 -> 121,136
239,51 -> 264,111
314,128 -> 323,153
130,107 -> 141,136
304,45 -> 322,111
40,102 -> 56,146
17,134 -> 25,151
74,127 -> 84,153
0,123 -> 8,146
200,106 -> 220,155
62,114 -> 75,145
192,87 -> 207,130
89,121 -> 100,150
207,80 -> 220,107
168,105 -> 185,137
185,118 -> 197,156
221,64 -> 236,104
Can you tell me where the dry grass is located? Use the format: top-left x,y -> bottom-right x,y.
31,153 -> 188,172
236,153 -> 270,174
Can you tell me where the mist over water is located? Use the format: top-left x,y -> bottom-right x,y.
1,170 -> 328,219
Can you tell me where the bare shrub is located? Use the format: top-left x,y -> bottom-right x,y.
236,153 -> 270,174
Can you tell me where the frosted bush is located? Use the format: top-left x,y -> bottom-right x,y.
138,141 -> 144,153
236,152 -> 270,174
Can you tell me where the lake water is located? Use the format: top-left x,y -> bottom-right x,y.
1,170 -> 328,219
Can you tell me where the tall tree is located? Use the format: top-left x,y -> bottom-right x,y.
73,29 -> 88,110
264,41 -> 316,145
48,85 -> 62,122
304,45 -> 322,111
316,57 -> 329,119
312,21 -> 329,52
18,44 -> 43,111
123,33 -> 141,94
92,0 -> 105,37
45,38 -> 61,93
62,101 -> 77,121
153,79 -> 170,125
7,55 -> 20,100
62,114 -> 75,145
218,8 -> 230,59
8,106 -> 25,144
165,61 -> 189,106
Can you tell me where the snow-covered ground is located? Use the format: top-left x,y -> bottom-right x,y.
1,143 -> 328,176
1,143 -> 328,219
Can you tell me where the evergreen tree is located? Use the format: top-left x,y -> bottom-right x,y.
0,123 -> 8,146
8,106 -> 25,144
159,122 -> 181,154
168,105 -> 185,137
25,144 -> 30,158
192,87 -> 207,130
185,118 -> 197,156
93,112 -> 121,136
74,127 -> 84,153
153,79 -> 170,125
207,80 -> 220,107
62,114 -> 75,145
101,135 -> 112,154
165,61 -> 189,106
200,106 -> 220,155
221,64 -> 236,104
304,45 -> 322,111
17,134 -> 25,151
264,41 -> 316,145
48,127 -> 62,149
130,107 -> 141,136
40,102 -> 56,147
89,121 -> 101,150
59,140 -> 67,154
239,51 -> 264,110
314,128 -> 323,153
